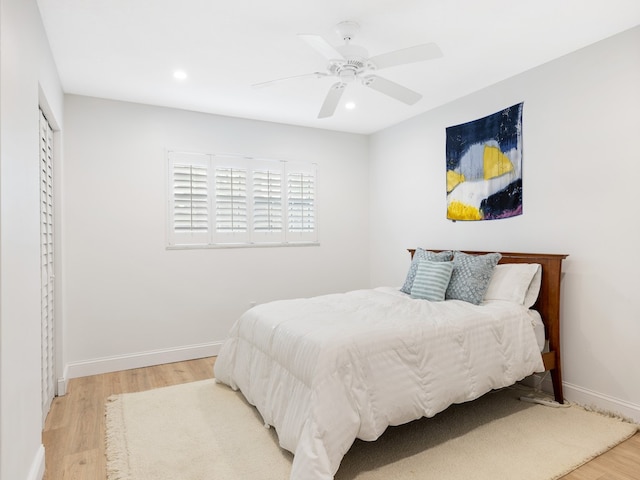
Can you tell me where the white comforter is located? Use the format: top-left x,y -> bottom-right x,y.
214,287 -> 544,480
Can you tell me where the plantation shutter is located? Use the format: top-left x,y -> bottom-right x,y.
252,160 -> 284,243
213,156 -> 248,243
168,152 -> 210,245
286,163 -> 317,242
167,153 -> 317,246
253,170 -> 282,231
173,165 -> 208,231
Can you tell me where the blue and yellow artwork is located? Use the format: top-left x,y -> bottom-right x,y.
446,103 -> 523,221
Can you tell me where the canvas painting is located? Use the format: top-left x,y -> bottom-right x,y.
446,103 -> 523,221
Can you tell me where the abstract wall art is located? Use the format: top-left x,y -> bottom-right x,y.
446,102 -> 523,221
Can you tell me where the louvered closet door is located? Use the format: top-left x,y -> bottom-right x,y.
39,109 -> 56,424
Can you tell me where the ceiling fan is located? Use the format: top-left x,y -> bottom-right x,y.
254,21 -> 443,119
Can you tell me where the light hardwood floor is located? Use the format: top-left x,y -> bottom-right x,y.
43,357 -> 640,479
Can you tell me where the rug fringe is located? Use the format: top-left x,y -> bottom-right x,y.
105,394 -> 132,480
515,383 -> 639,427
575,402 -> 639,426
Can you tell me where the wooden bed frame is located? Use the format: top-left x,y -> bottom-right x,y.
409,249 -> 568,404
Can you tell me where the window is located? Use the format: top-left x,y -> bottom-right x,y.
167,152 -> 317,247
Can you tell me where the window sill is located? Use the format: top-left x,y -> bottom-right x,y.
166,241 -> 320,250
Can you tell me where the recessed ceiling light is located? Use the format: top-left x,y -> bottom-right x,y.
345,101 -> 356,110
173,70 -> 188,80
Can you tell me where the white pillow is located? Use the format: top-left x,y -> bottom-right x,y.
483,263 -> 542,307
522,266 -> 542,308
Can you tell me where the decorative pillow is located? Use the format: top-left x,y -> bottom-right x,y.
400,249 -> 453,294
484,263 -> 542,306
410,260 -> 454,301
445,251 -> 502,305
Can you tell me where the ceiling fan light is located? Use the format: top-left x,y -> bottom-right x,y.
339,69 -> 357,83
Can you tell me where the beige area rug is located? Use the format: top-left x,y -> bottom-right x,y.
105,379 -> 637,480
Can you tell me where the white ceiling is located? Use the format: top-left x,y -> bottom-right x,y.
36,0 -> 640,135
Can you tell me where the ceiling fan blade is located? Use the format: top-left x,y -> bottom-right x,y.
362,75 -> 422,105
369,42 -> 442,70
252,72 -> 328,88
318,82 -> 346,118
298,34 -> 345,60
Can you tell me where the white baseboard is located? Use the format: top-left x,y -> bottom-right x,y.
61,341 -> 222,384
520,374 -> 640,423
27,444 -> 45,480
57,363 -> 69,396
563,382 -> 640,423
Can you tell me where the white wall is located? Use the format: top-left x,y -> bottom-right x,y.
0,0 -> 64,479
62,96 -> 370,376
369,27 -> 640,421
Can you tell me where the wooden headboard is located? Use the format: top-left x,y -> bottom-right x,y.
408,249 -> 568,403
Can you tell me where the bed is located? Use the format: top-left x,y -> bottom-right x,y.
214,249 -> 568,480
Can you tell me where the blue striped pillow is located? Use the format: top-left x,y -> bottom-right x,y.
410,260 -> 454,301
400,249 -> 453,294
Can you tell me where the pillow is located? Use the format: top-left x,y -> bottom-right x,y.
484,263 -> 542,306
400,249 -> 453,294
410,260 -> 454,301
445,251 -> 502,305
522,265 -> 542,308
